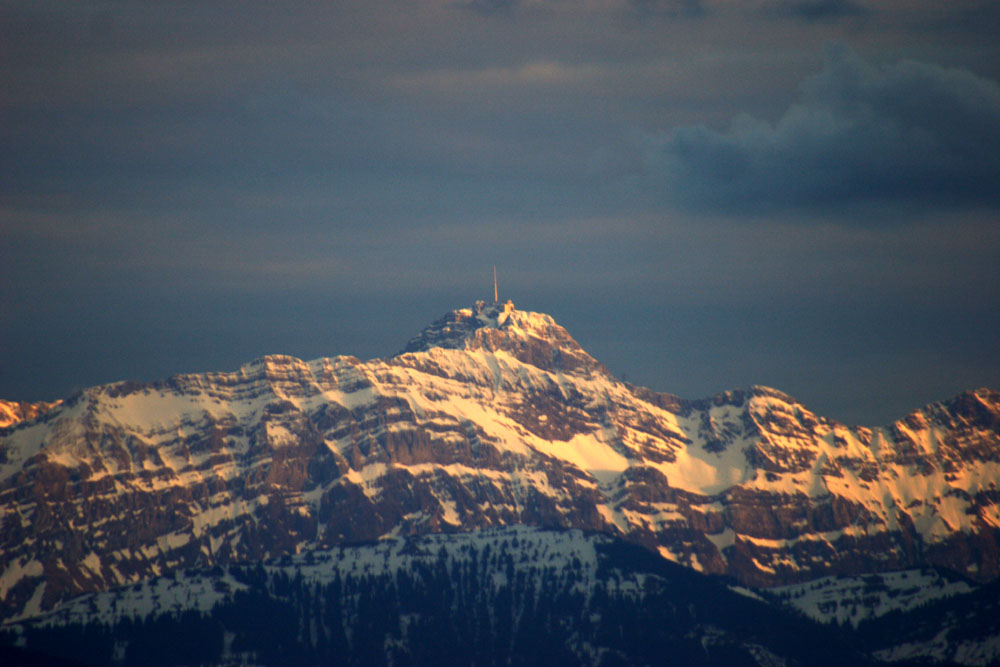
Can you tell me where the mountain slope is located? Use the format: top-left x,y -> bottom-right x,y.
1,527 -> 872,666
1,300 -> 999,622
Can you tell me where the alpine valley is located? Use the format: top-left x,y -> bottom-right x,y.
2,301 -> 999,665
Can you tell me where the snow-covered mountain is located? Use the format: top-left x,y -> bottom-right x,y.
2,300 -> 999,628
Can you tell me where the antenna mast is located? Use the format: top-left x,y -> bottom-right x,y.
493,266 -> 498,302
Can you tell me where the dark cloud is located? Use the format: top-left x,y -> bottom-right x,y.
456,0 -> 520,17
642,44 -> 1000,215
629,0 -> 708,19
764,0 -> 868,22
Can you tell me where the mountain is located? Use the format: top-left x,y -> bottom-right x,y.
2,527 -> 872,666
1,300 -> 999,635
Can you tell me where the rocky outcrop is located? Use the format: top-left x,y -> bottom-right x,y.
1,302 -> 999,621
0,400 -> 59,430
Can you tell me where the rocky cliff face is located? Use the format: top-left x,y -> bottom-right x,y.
0,400 -> 59,430
2,301 -> 999,621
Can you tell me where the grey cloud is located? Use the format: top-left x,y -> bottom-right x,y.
456,0 -> 520,17
629,0 -> 708,19
642,44 -> 1000,215
765,0 -> 868,22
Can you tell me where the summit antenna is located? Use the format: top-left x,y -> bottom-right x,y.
493,266 -> 498,302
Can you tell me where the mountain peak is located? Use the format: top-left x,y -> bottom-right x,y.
400,300 -> 519,352
399,301 -> 608,375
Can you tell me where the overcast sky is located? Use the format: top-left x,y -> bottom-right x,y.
3,0 -> 999,425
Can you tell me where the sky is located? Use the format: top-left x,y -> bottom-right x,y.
2,0 -> 999,426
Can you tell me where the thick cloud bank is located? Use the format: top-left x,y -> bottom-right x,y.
644,44 -> 1000,213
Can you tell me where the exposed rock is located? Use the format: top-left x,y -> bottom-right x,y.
0,400 -> 60,430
